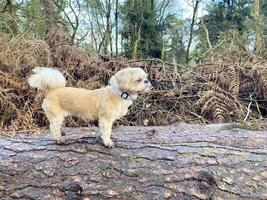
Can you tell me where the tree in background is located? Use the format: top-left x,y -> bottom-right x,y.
0,0 -> 266,62
253,0 -> 264,53
0,0 -> 67,38
185,0 -> 200,64
52,0 -> 82,43
162,14 -> 186,64
0,0 -> 20,35
195,0 -> 252,60
263,0 -> 267,52
82,0 -> 115,54
121,0 -> 163,59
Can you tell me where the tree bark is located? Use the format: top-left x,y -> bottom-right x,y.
253,0 -> 264,53
0,124 -> 267,199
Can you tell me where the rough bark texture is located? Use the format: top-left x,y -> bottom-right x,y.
0,124 -> 267,200
253,0 -> 264,53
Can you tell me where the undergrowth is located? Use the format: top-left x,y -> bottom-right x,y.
1,28 -> 267,133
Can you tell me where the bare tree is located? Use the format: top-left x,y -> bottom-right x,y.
88,13 -> 98,50
52,0 -> 81,43
157,0 -> 170,31
103,0 -> 112,55
115,0 -> 119,56
87,0 -> 111,54
185,0 -> 200,64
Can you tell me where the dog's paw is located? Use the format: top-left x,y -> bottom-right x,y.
56,138 -> 65,145
103,139 -> 115,148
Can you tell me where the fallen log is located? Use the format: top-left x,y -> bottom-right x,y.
0,124 -> 266,200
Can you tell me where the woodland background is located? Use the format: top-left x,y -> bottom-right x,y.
0,0 -> 267,132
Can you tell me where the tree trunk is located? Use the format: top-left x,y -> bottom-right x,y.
132,26 -> 141,59
253,0 -> 264,53
103,0 -> 112,55
115,0 -> 119,56
42,0 -> 57,31
185,0 -> 200,64
0,124 -> 267,199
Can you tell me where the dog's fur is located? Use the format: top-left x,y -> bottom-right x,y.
28,67 -> 151,147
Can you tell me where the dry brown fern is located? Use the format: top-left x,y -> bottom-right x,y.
194,62 -> 240,97
0,36 -> 52,70
227,64 -> 240,96
45,26 -> 71,49
252,65 -> 267,100
239,79 -> 256,93
23,40 -> 52,67
195,90 -> 243,122
1,30 -> 267,131
54,45 -> 89,68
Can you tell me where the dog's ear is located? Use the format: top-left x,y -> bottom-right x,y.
110,68 -> 135,91
113,69 -> 130,85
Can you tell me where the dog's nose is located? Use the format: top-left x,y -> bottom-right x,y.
146,80 -> 152,88
144,80 -> 149,84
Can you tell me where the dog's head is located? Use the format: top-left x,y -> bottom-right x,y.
109,67 -> 151,95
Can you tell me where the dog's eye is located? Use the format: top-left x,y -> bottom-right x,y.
136,79 -> 143,82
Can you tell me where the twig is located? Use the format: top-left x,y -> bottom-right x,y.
243,95 -> 253,122
187,111 -> 207,123
254,100 -> 263,119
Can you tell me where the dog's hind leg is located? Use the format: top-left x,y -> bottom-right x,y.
49,115 -> 65,143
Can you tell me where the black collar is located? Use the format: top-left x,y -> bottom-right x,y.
111,86 -> 132,101
120,92 -> 129,99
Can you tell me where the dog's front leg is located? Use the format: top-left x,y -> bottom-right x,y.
99,117 -> 114,148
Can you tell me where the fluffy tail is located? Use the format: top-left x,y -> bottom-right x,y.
28,67 -> 66,92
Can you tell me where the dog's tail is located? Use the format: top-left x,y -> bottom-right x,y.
28,67 -> 66,92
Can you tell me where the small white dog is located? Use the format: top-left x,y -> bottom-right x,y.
28,67 -> 151,147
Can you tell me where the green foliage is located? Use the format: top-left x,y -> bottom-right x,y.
0,0 -> 68,39
195,0 -> 252,59
20,0 -> 48,38
121,0 -> 163,59
162,14 -> 186,64
0,0 -> 49,38
0,0 -> 265,61
0,0 -> 20,35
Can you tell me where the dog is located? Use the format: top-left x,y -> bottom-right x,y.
28,67 -> 151,147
